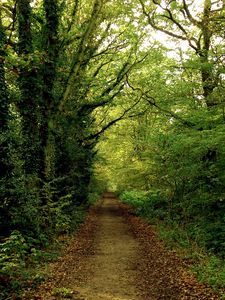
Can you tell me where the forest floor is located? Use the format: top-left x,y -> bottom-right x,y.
26,193 -> 221,300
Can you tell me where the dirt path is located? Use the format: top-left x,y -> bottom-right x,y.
73,195 -> 142,300
31,194 -> 221,300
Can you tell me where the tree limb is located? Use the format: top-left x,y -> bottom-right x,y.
83,97 -> 142,141
139,0 -> 199,51
126,76 -> 196,129
78,84 -> 124,116
182,0 -> 202,27
59,0 -> 103,111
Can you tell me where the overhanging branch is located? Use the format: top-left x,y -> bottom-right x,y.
126,76 -> 196,129
139,0 -> 199,51
83,97 -> 142,141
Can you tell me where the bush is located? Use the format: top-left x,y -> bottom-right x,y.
0,194 -> 87,299
192,256 -> 225,290
120,190 -> 148,207
120,190 -> 167,219
0,231 -> 28,276
119,188 -> 225,293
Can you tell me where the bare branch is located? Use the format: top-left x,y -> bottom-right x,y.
77,53 -> 148,118
139,0 -> 187,41
139,0 -> 199,51
4,1 -> 17,47
92,60 -> 112,78
164,8 -> 187,36
66,0 -> 79,34
182,0 -> 201,27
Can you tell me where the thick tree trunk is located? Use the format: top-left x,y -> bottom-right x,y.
0,21 -> 10,178
0,20 -> 12,230
17,0 -> 41,175
39,0 -> 59,181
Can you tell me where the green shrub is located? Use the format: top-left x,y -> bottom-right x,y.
192,256 -> 225,291
0,231 -> 28,276
120,190 -> 148,207
120,190 -> 168,220
0,198 -> 87,299
120,188 -> 225,293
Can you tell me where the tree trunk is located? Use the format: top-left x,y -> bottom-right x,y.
17,0 -> 41,175
39,0 -> 59,181
0,19 -> 12,231
0,21 -> 10,178
200,0 -> 215,106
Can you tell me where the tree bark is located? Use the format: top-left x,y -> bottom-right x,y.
199,0 -> 215,105
17,0 -> 41,175
39,0 -> 59,181
0,20 -> 10,178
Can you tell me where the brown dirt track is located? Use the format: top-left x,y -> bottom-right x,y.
28,193 -> 221,300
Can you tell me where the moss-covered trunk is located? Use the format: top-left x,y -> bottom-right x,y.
0,20 -> 12,232
17,0 -> 41,175
39,0 -> 59,182
0,21 -> 10,178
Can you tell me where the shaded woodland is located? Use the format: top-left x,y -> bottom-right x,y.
0,0 -> 225,298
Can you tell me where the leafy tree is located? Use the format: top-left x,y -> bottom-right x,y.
39,0 -> 60,182
139,0 -> 225,107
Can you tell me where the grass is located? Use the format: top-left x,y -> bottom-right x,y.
119,190 -> 225,297
157,224 -> 225,294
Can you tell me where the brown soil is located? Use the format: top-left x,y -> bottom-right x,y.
27,194 -> 221,300
72,196 -> 143,300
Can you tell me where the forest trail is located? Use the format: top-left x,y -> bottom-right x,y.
33,193 -> 220,300
71,193 -> 142,300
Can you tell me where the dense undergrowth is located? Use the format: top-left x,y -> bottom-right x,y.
0,196 -> 97,300
120,190 -> 225,293
0,212 -> 85,300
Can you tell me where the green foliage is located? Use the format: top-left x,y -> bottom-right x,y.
192,256 -> 225,291
0,231 -> 28,276
120,190 -> 168,219
0,207 -> 85,299
0,231 -> 29,299
158,224 -> 191,249
9,175 -> 43,237
120,190 -> 151,215
120,189 -> 225,292
1,0 -> 225,297
52,287 -> 74,298
87,171 -> 108,205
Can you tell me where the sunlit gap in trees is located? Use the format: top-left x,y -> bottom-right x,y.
140,0 -> 224,60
